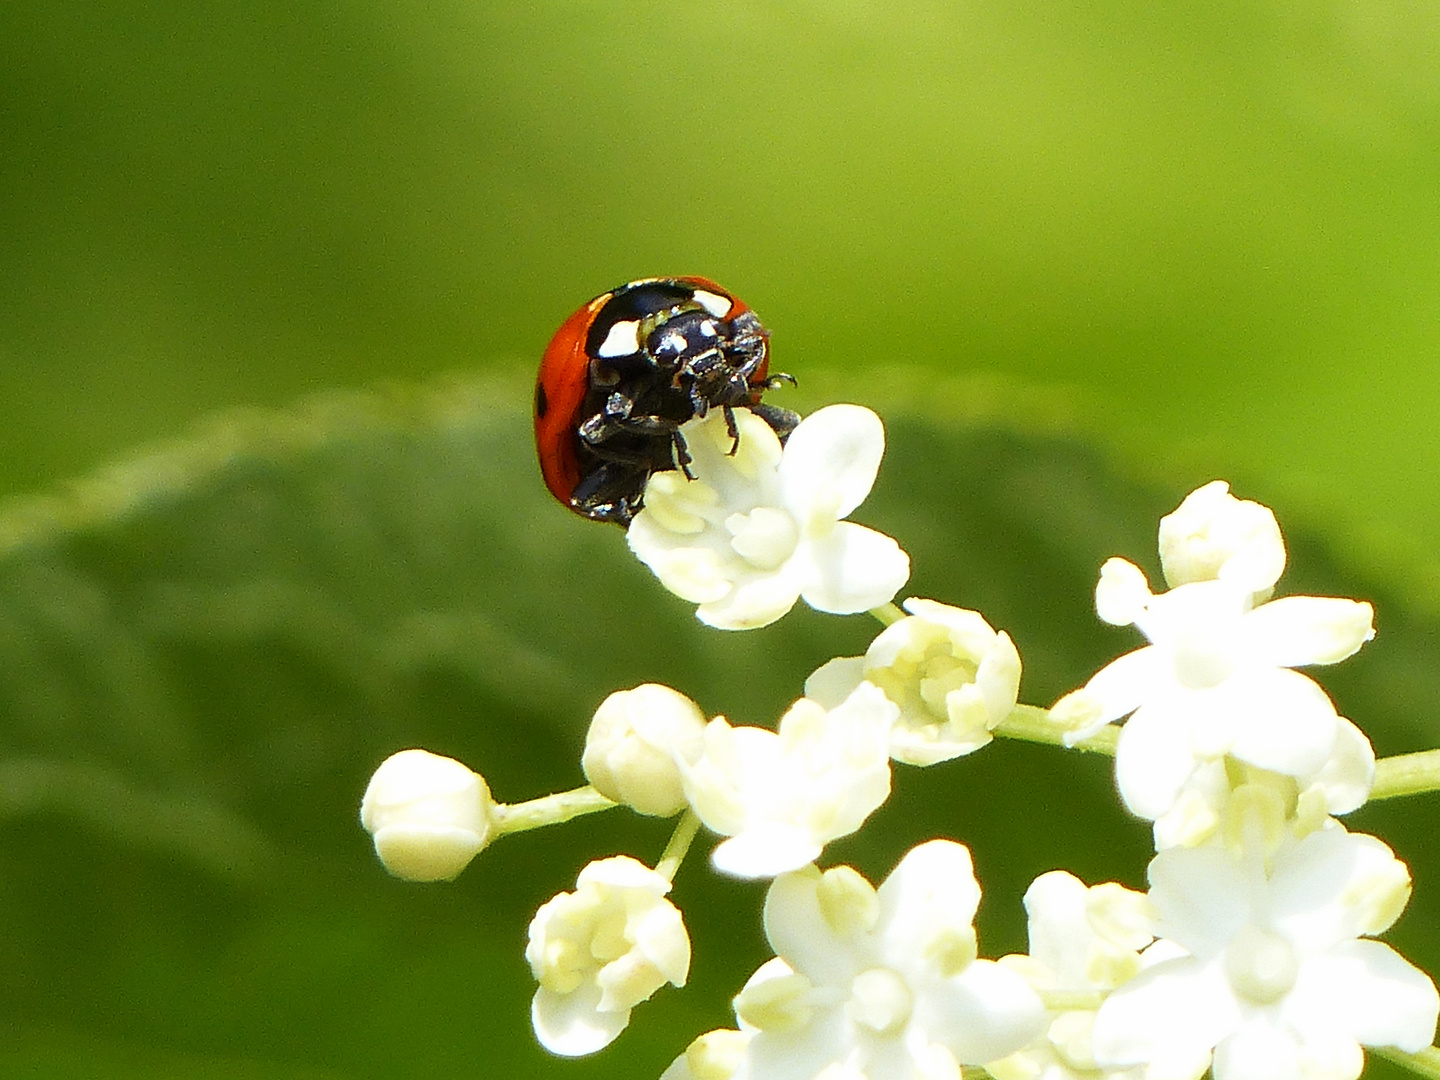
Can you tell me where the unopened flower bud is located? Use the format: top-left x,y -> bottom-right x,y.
1158,480 -> 1285,594
583,684 -> 707,816
359,748 -> 494,882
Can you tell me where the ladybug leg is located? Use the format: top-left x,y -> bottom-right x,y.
581,392 -> 688,447
748,402 -> 801,443
585,440 -> 667,469
578,391 -> 641,446
671,429 -> 695,479
722,404 -> 741,455
571,461 -> 647,525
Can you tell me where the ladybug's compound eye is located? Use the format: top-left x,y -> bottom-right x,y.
650,314 -> 722,365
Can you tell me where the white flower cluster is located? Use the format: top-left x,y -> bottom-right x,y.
1091,828 -> 1432,1080
1031,480 -> 1437,1080
355,403 -> 1438,1080
665,842 -> 1048,1080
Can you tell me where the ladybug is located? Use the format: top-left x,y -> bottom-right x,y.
535,276 -> 798,525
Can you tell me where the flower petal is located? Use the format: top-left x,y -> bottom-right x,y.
900,598 -> 999,655
914,959 -> 1047,1065
803,656 -> 867,710
627,521 -> 735,604
1222,668 -> 1338,778
1092,956 -> 1239,1071
660,1030 -> 753,1080
1096,558 -> 1153,627
1081,646 -> 1166,726
712,826 -> 823,879
777,404 -> 886,521
876,840 -> 983,953
696,570 -> 803,630
1021,870 -> 1093,985
974,630 -> 1022,725
1211,1017 -> 1303,1080
1244,597 -> 1375,667
799,521 -> 910,615
531,982 -> 629,1056
763,865 -> 866,986
1146,846 -> 1253,958
738,1013 -> 856,1080
1158,480 -> 1285,594
1306,717 -> 1375,815
1284,940 -> 1439,1053
630,898 -> 692,987
1269,830 -> 1410,952
1113,704 -> 1202,821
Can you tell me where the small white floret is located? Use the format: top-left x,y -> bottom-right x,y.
987,871 -> 1155,1080
675,683 -> 896,878
359,748 -> 495,882
526,856 -> 690,1056
628,406 -> 910,630
805,598 -> 1022,765
723,841 -> 1046,1080
1091,828 -> 1439,1080
658,1029 -> 752,1080
1058,482 -> 1378,836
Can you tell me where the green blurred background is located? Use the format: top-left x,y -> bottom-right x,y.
2,1 -> 1439,1077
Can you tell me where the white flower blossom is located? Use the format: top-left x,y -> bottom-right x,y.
359,748 -> 495,882
990,872 -> 1156,1080
725,841 -> 1047,1080
676,682 -> 897,879
1092,828 -> 1438,1080
526,856 -> 690,1056
1052,482 -> 1375,832
627,405 -> 910,630
806,598 -> 1022,765
659,1029 -> 754,1080
583,683 -> 707,817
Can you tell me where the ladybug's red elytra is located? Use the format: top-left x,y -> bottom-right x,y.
534,276 -> 798,525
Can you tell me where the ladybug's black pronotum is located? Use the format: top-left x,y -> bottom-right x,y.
534,277 -> 798,525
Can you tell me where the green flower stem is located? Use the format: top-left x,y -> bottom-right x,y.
492,785 -> 617,836
994,704 -> 1120,755
1375,1045 -> 1440,1079
869,602 -> 906,626
1371,750 -> 1440,801
655,809 -> 702,882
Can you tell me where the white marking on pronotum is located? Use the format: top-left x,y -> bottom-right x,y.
691,290 -> 733,318
596,320 -> 642,357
